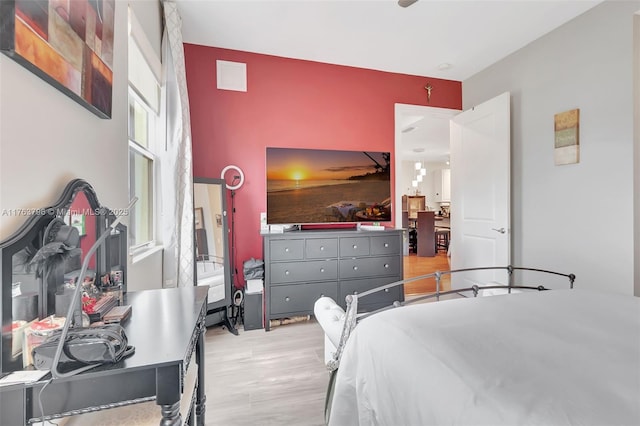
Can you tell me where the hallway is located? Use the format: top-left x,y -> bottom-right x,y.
403,252 -> 451,295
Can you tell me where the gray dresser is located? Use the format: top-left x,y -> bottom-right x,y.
263,229 -> 404,331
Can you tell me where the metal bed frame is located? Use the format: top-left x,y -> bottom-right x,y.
322,265 -> 576,423
355,265 -> 575,318
328,265 -> 576,372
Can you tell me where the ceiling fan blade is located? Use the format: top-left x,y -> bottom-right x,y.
398,0 -> 418,7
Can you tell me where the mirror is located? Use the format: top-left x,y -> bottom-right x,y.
1,179 -> 127,373
193,178 -> 233,329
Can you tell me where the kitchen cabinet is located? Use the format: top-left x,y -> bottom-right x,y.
432,169 -> 451,202
402,195 -> 426,219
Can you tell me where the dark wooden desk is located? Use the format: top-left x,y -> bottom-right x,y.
0,286 -> 208,426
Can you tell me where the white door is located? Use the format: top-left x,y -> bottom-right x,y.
449,92 -> 511,290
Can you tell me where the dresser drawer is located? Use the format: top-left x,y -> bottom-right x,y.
339,237 -> 370,257
270,282 -> 338,315
306,238 -> 338,259
340,277 -> 403,311
269,239 -> 304,261
270,260 -> 338,284
370,235 -> 401,255
339,255 -> 400,279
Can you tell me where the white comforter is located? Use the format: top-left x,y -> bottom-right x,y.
329,289 -> 640,426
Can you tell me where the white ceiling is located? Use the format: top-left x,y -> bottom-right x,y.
174,0 -> 603,162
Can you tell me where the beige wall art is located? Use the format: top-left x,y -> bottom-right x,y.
554,108 -> 580,165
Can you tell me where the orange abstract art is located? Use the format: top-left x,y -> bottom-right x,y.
1,0 -> 115,118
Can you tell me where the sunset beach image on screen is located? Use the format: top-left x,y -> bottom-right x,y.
266,147 -> 391,225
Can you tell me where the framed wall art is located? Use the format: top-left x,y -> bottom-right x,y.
0,0 -> 115,119
554,108 -> 580,165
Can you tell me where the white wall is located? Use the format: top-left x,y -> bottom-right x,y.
634,13 -> 639,296
463,0 -> 638,295
129,0 -> 163,61
399,160 -> 450,212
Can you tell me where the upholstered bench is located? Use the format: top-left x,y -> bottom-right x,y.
314,296 -> 347,365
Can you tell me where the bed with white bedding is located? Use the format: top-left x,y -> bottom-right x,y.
320,284 -> 640,425
196,260 -> 225,304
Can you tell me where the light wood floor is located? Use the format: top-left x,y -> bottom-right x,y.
205,254 -> 449,425
205,320 -> 328,426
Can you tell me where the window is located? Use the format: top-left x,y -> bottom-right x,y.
128,91 -> 155,249
128,7 -> 161,252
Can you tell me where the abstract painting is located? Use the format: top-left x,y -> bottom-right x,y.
0,0 -> 115,118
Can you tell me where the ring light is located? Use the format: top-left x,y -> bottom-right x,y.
221,165 -> 244,190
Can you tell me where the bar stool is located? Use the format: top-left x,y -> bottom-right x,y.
435,228 -> 450,252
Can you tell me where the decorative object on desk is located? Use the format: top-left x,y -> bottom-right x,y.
32,324 -> 134,373
0,179 -> 131,375
29,218 -> 81,319
554,108 -> 580,165
84,295 -> 118,322
98,271 -> 123,304
0,0 -> 115,118
22,316 -> 65,368
48,197 -> 137,378
103,305 -> 132,324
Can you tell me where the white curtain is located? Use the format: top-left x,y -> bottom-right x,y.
161,1 -> 194,288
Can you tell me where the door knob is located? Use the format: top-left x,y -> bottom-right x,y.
491,227 -> 506,234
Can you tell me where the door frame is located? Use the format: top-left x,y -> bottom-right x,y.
393,103 -> 460,232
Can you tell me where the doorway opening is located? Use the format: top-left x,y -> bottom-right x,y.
394,103 -> 459,296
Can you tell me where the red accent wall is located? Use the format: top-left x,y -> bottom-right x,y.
184,44 -> 462,288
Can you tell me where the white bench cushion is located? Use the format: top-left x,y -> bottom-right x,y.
314,297 -> 346,364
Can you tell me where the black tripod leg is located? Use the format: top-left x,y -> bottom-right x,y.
223,310 -> 238,335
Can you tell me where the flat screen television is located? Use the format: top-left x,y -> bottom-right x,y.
266,147 -> 391,225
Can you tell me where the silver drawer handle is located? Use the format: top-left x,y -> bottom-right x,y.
320,268 -> 325,273
353,245 -> 357,249
320,246 -> 324,251
384,243 -> 389,248
353,266 -> 358,271
285,297 -> 290,302
285,247 -> 290,252
384,264 -> 389,268
285,270 -> 290,275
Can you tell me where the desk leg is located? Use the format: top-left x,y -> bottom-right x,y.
157,365 -> 182,426
195,323 -> 206,426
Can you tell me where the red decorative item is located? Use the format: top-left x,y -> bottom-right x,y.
82,295 -> 97,314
